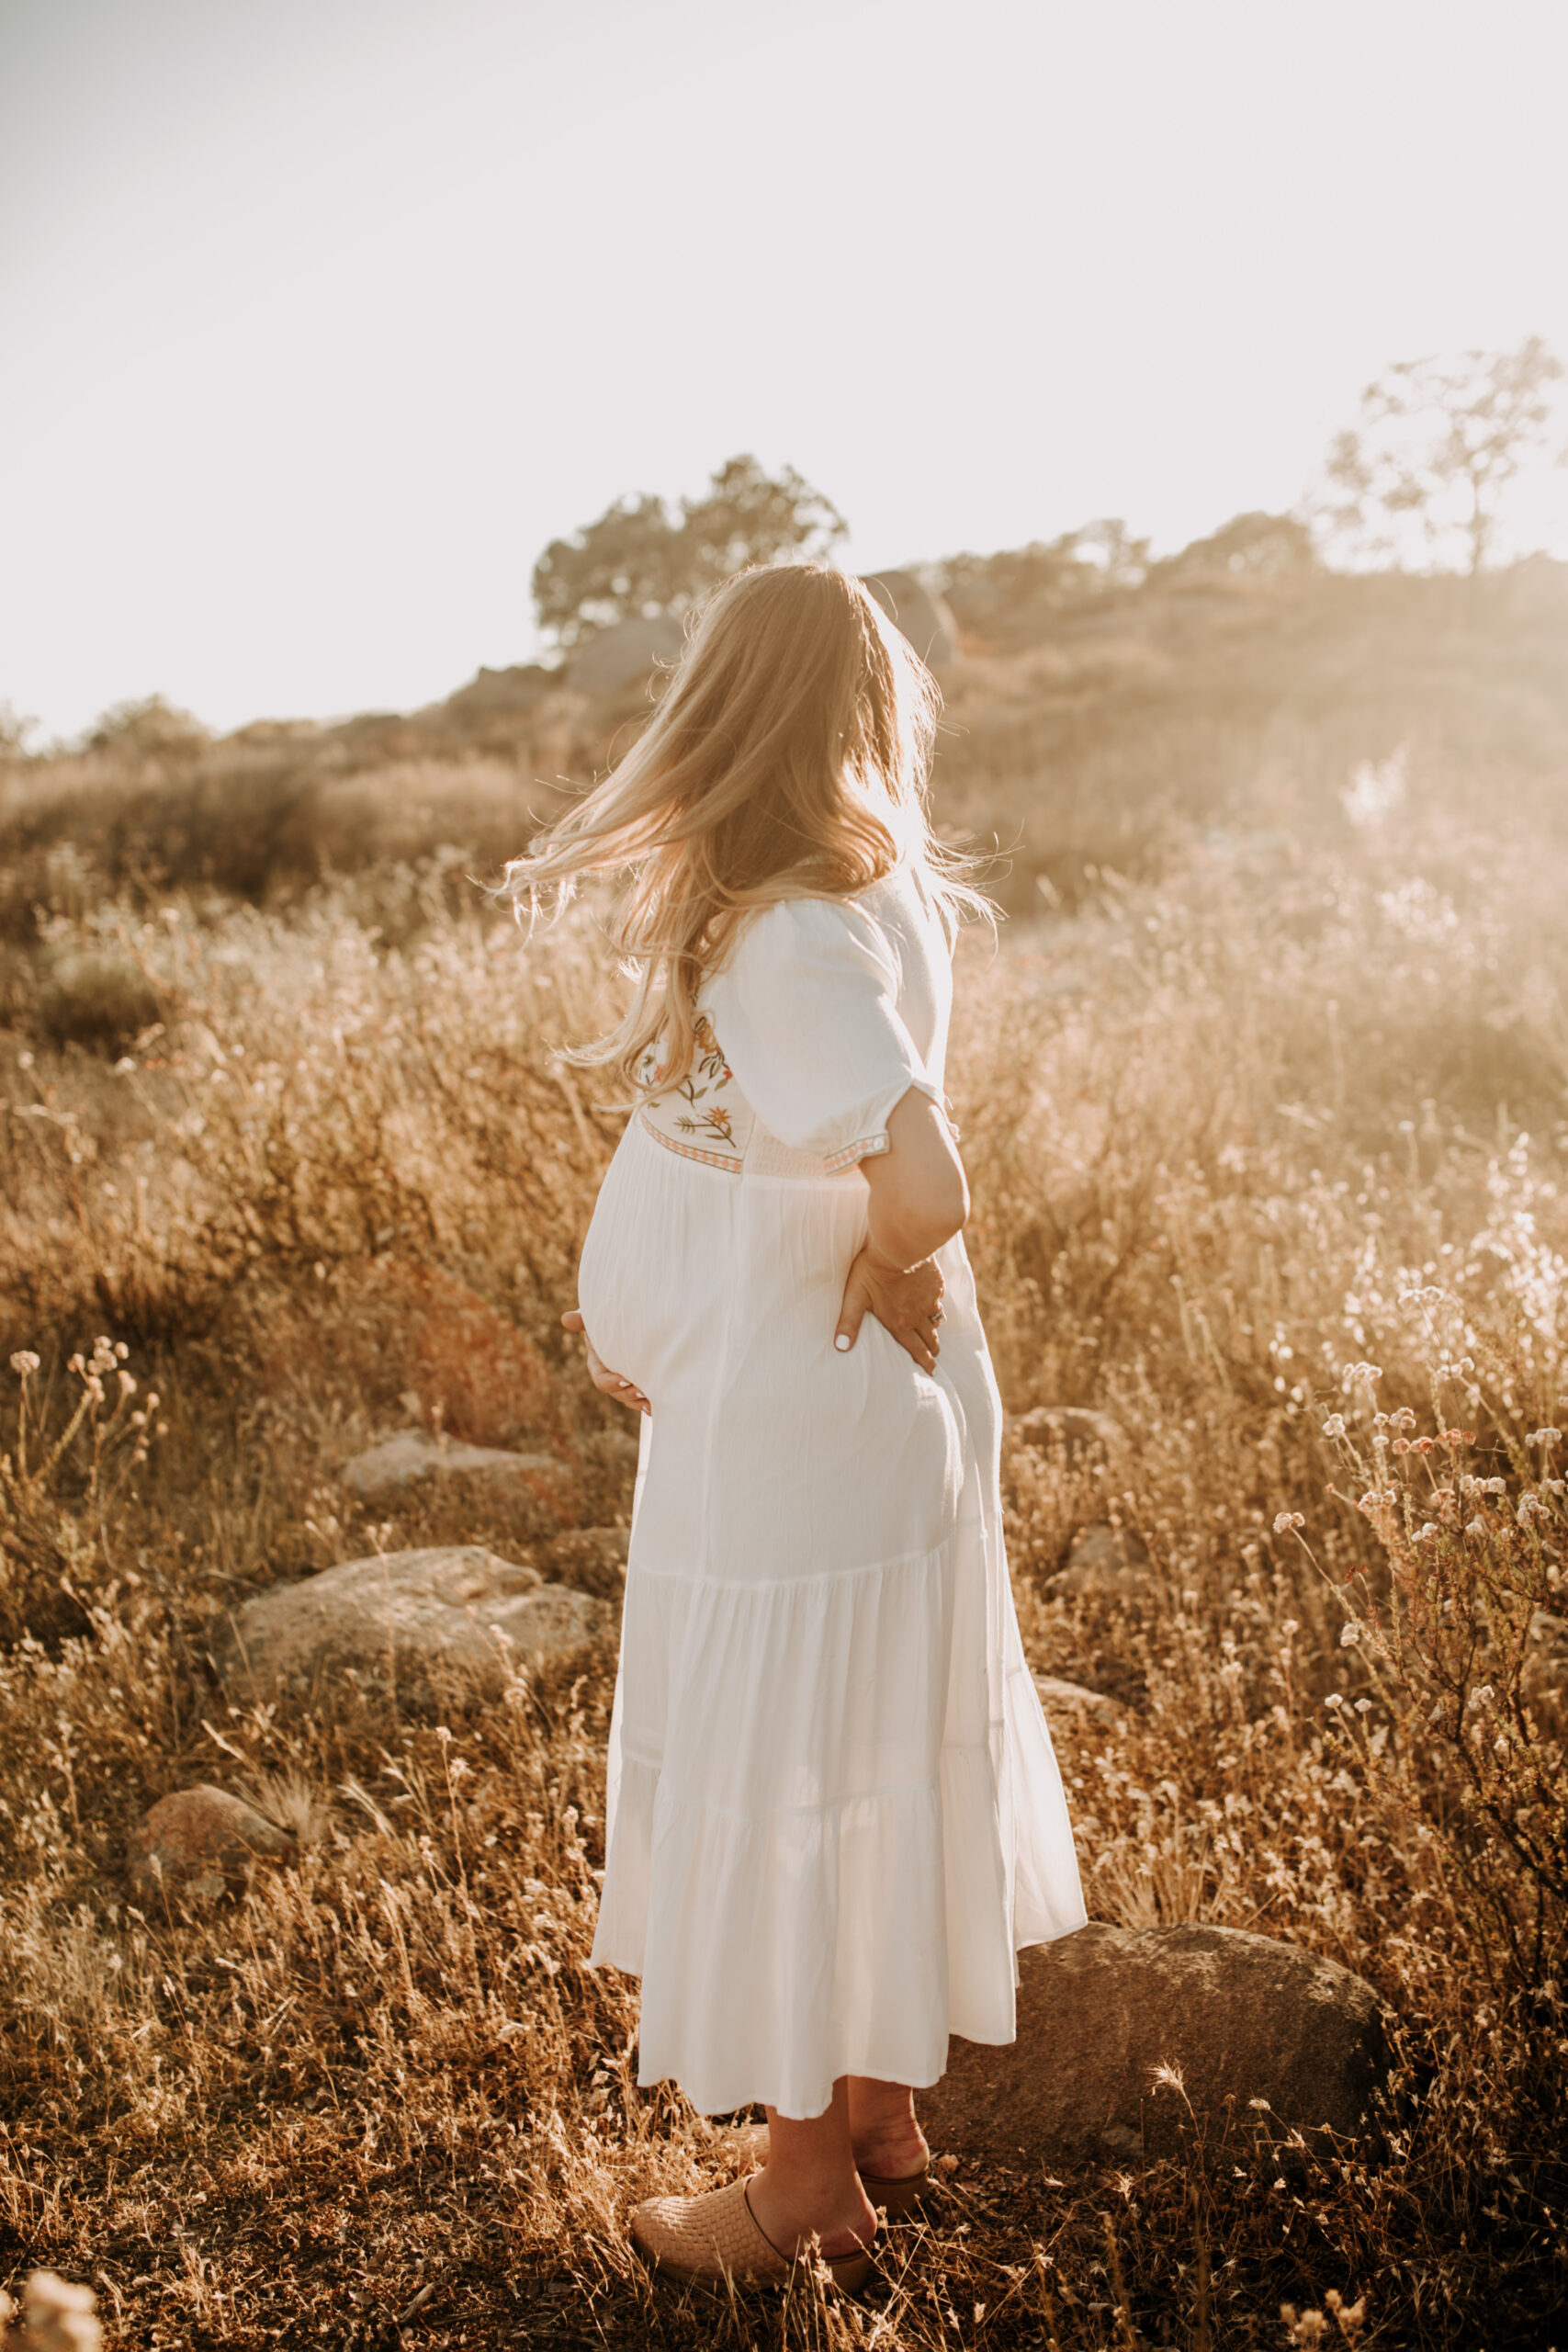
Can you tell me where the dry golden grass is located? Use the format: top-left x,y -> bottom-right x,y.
2,630 -> 1567,2344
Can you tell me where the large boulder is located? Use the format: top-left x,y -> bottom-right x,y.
340,1429 -> 573,1512
130,1785 -> 295,1904
570,614 -> 685,699
219,1545 -> 608,1704
860,571 -> 958,670
1049,1521 -> 1155,1599
1007,1407 -> 1128,1468
1034,1672 -> 1122,1724
919,1923 -> 1393,2164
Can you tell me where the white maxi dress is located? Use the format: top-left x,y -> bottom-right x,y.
580,864 -> 1085,2120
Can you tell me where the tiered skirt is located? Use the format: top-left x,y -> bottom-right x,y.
580,1115 -> 1085,2120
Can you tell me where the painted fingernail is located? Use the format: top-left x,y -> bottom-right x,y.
834,1334 -> 852,1351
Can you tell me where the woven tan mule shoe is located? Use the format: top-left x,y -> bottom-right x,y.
630,2175 -> 874,2295
713,2123 -> 931,2221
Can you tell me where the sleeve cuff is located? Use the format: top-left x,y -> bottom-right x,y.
818,1073 -> 945,1174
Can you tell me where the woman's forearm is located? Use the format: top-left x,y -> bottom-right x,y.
866,1185 -> 965,1272
863,1088 -> 969,1270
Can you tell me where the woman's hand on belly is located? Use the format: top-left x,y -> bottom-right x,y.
833,1247 -> 943,1374
561,1308 -> 649,1414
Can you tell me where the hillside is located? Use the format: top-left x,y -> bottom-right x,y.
5,563 -> 1566,949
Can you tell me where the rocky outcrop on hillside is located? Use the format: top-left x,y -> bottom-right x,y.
569,614 -> 685,698
861,571 -> 957,669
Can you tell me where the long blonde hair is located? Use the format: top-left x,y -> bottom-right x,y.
505,562 -> 987,1093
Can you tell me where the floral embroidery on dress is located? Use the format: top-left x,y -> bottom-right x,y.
637,1009 -> 888,1176
637,1013 -> 748,1165
671,1013 -> 738,1147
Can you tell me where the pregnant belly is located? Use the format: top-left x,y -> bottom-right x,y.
575,1119 -> 739,1402
579,1122 -> 964,1576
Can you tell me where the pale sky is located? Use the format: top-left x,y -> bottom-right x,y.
3,0 -> 1567,741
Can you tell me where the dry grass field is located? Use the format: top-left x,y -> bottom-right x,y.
3,566 -> 1567,2347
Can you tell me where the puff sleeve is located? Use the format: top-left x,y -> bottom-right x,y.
704,895 -> 942,1166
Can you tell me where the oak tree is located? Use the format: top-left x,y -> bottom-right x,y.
532,456 -> 848,649
1319,337 -> 1566,575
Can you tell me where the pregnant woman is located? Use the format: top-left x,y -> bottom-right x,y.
507,564 -> 1084,2294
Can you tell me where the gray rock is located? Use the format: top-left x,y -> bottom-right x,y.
340,1429 -> 572,1509
436,662 -> 553,721
1034,1673 -> 1122,1723
919,1922 -> 1393,2163
219,1545 -> 608,1703
570,614 -> 685,698
1007,1407 -> 1128,1466
130,1784 -> 295,1903
1051,1521 -> 1154,1598
860,571 -> 957,669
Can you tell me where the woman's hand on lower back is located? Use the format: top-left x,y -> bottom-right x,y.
561,1307 -> 649,1414
834,1247 -> 944,1373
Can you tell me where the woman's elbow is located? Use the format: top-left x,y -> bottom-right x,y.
872,1089 -> 970,1252
938,1161 -> 969,1242
914,1163 -> 968,1255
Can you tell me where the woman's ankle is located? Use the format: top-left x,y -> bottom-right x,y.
845,2083 -> 927,2179
851,2122 -> 928,2178
748,2165 -> 876,2262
